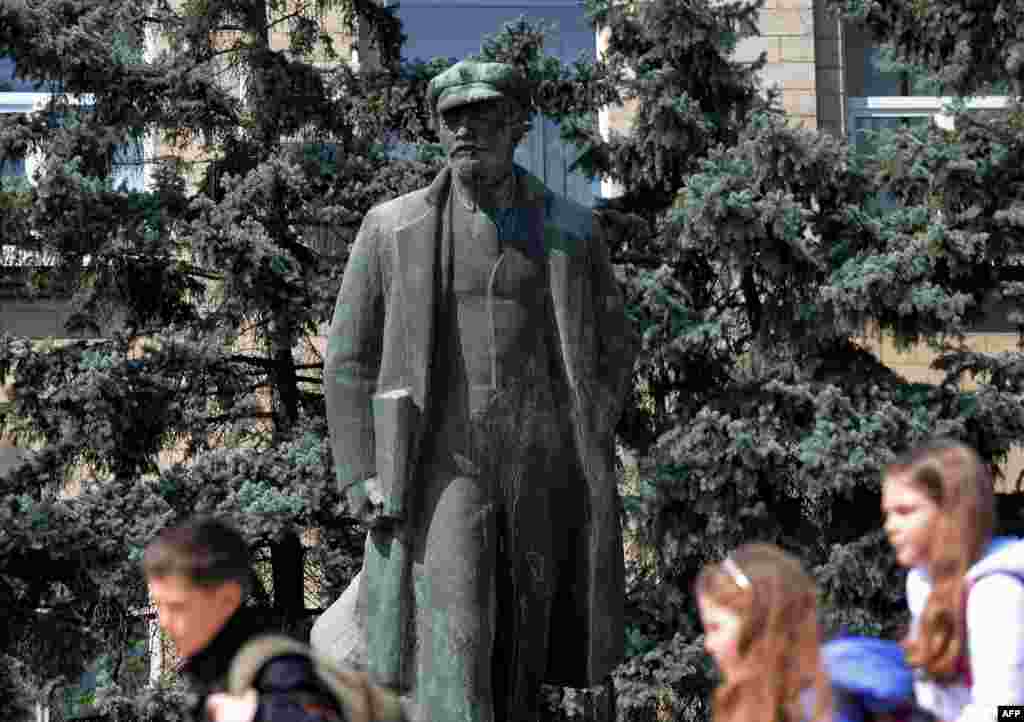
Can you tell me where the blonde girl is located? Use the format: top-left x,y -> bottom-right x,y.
696,543 -> 832,722
882,438 -> 1024,722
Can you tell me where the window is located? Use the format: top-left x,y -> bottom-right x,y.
111,136 -> 146,192
0,103 -> 149,192
2,45 -> 149,193
843,32 -> 1011,202
847,95 -> 1011,147
0,55 -> 56,93
845,37 -> 1015,332
844,31 -> 1012,145
395,1 -> 595,66
846,95 -> 1012,214
0,155 -> 25,178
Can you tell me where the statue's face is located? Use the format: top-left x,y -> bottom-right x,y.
438,98 -> 521,185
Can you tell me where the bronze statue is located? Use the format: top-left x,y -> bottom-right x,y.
320,59 -> 636,722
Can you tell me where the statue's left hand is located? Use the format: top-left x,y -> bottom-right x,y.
344,476 -> 403,529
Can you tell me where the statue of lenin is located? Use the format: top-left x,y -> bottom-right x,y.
322,59 -> 636,722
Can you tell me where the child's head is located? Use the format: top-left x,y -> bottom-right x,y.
143,517 -> 252,658
695,543 -> 830,722
881,437 -> 994,574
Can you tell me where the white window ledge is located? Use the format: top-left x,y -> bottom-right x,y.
847,95 -> 1012,136
0,92 -> 96,114
0,92 -> 53,114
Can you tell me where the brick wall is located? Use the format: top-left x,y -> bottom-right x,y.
268,0 -> 356,61
859,329 -> 1024,492
599,0 -> 823,145
152,0 -> 357,191
736,0 -> 819,128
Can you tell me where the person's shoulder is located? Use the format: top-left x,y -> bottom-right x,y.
967,572 -> 1024,609
230,633 -> 316,691
969,536 -> 1024,583
364,186 -> 434,229
964,539 -> 1024,622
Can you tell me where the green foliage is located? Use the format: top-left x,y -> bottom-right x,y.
614,634 -> 712,722
0,656 -> 34,722
825,0 -> 1024,97
95,676 -> 194,722
471,2 -> 1024,721
0,0 -> 435,715
624,625 -> 659,658
464,5 -> 953,718
5,0 -> 1024,719
573,0 -> 770,216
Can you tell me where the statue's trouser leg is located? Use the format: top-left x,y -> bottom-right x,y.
492,470 -> 559,722
412,469 -> 497,722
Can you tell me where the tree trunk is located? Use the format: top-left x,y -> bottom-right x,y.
271,529 -> 305,634
270,339 -> 300,431
741,267 -> 769,376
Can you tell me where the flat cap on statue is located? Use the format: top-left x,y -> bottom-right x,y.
428,60 -> 532,114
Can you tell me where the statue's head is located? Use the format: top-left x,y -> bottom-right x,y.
428,60 -> 532,185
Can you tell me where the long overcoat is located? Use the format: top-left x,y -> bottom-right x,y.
324,165 -> 636,686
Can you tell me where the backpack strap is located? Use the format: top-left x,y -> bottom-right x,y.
227,634 -> 405,722
956,571 -> 1024,688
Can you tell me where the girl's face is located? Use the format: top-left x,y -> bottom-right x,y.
698,595 -> 744,677
882,473 -> 941,568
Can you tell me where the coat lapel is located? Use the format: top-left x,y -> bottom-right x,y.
546,239 -> 592,423
394,168 -> 450,412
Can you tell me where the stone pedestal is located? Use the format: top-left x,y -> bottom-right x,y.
310,571 -> 367,671
313,574 -> 617,722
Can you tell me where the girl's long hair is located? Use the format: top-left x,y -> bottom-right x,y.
885,438 -> 995,681
695,543 -> 832,722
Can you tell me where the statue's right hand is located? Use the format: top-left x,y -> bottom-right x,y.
344,476 -> 402,529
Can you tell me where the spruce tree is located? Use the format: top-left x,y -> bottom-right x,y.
0,0 -> 440,714
486,0 -> 1024,719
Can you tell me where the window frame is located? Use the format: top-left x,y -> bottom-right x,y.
1,92 -> 147,191
846,94 -> 1019,334
846,95 -> 1012,140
